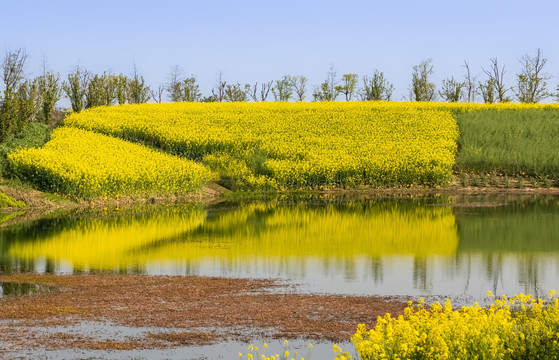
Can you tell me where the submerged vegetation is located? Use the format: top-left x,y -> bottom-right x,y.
239,340 -> 313,360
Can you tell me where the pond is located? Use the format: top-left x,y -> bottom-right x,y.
1,193 -> 558,303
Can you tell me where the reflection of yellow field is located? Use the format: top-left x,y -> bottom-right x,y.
9,209 -> 205,270
8,202 -> 458,271
129,202 -> 459,265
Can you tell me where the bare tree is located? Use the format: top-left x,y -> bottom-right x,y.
462,61 -> 475,102
515,48 -> 551,103
260,81 -> 273,101
244,81 -> 272,102
151,84 -> 164,103
482,58 -> 510,102
245,83 -> 259,102
1,49 -> 27,90
292,75 -> 307,101
211,71 -> 226,102
313,65 -> 339,101
167,64 -> 184,102
326,65 -> 338,100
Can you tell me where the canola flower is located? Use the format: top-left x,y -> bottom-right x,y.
239,290 -> 559,360
8,127 -> 214,199
239,340 -> 312,360
64,102 -> 463,188
348,290 -> 559,360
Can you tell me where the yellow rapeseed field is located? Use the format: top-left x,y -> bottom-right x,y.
12,101 -> 559,196
8,127 -> 213,198
343,291 -> 559,360
64,102 -> 461,188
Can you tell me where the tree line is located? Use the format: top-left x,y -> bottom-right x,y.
1,48 -> 558,142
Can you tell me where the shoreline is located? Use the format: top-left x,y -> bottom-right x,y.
1,178 -> 558,215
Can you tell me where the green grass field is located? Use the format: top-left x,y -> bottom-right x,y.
455,108 -> 559,180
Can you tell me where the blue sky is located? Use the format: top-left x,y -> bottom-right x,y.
2,0 -> 559,103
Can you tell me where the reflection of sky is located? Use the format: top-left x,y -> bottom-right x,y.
25,252 -> 559,307
137,253 -> 559,304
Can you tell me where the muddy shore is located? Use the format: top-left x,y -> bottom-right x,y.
0,274 -> 407,355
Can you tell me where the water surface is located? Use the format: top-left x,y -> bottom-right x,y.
1,194 -> 558,302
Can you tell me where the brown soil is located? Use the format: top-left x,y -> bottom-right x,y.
0,274 -> 406,352
321,178 -> 559,196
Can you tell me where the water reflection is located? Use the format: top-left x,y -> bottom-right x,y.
1,195 -> 559,301
0,281 -> 56,298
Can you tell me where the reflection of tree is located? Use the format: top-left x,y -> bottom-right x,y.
481,253 -> 504,295
2,198 -> 458,280
413,256 -> 429,291
368,256 -> 383,285
461,253 -> 472,295
0,257 -> 35,275
518,254 -> 541,298
45,258 -> 56,274
344,256 -> 356,281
